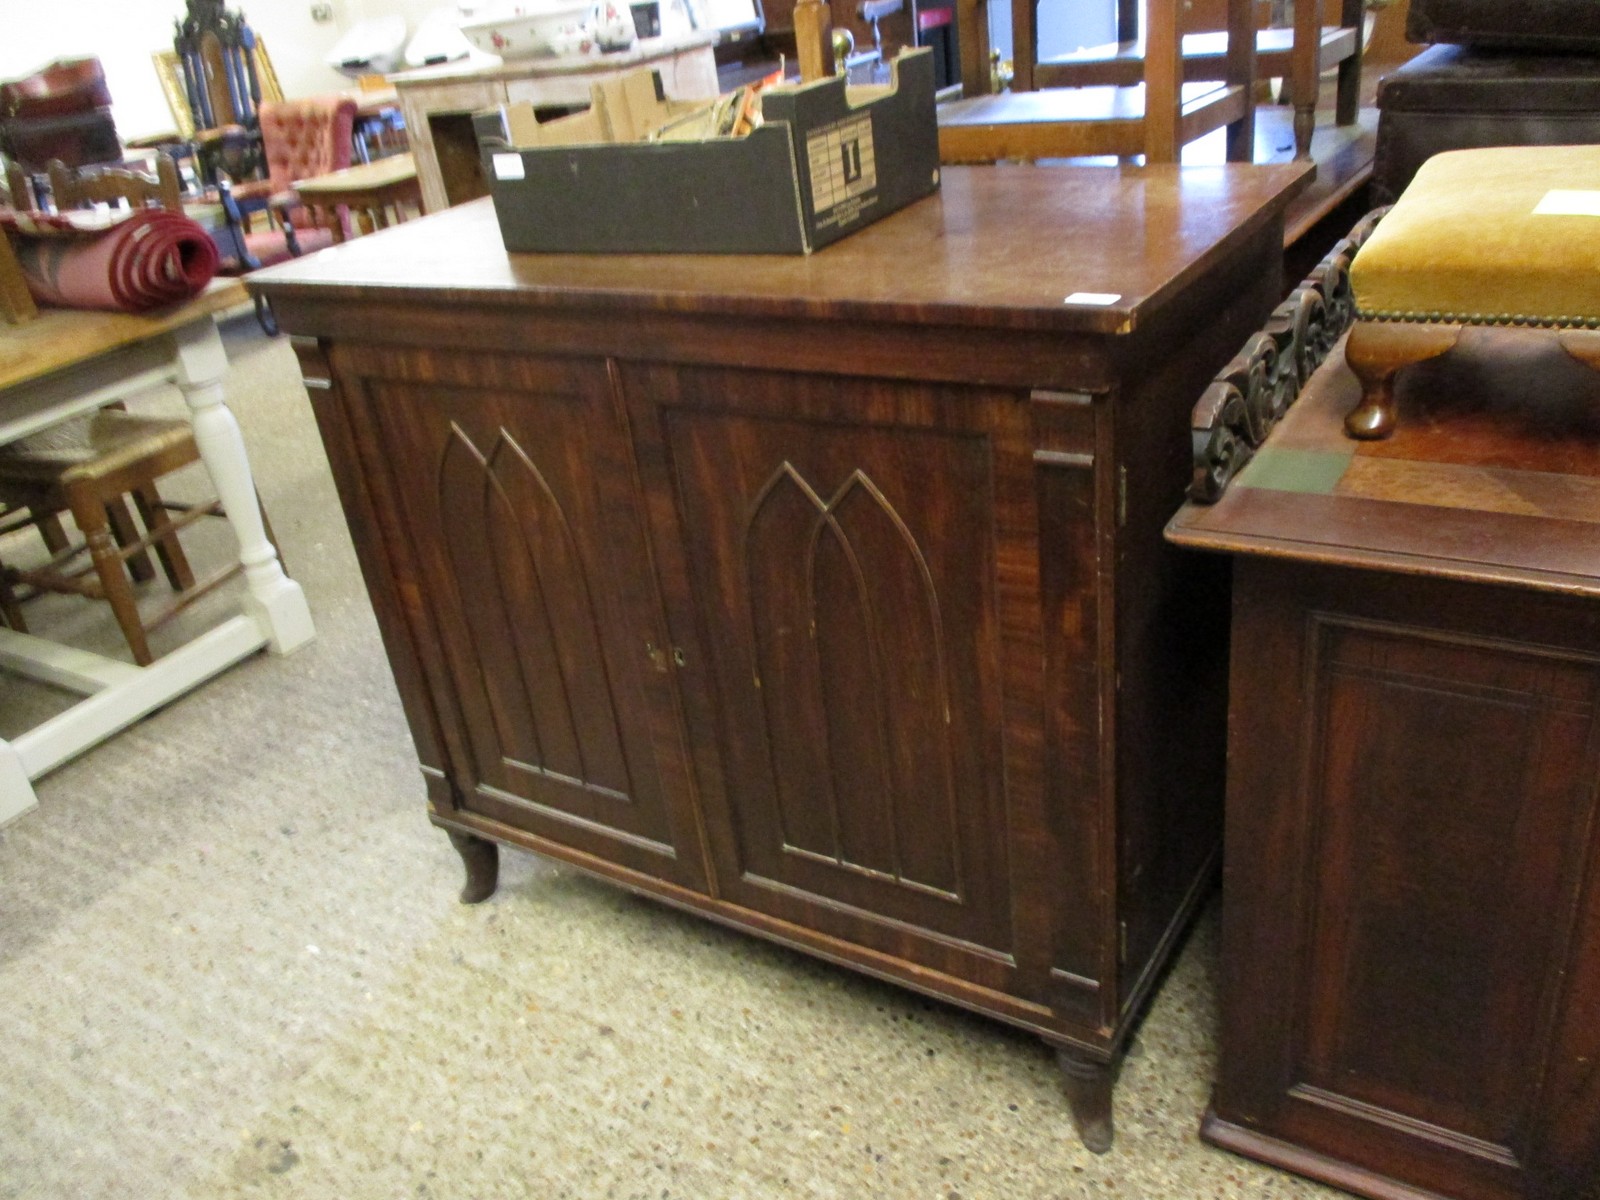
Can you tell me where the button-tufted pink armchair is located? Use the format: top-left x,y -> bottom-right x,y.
225,95 -> 356,267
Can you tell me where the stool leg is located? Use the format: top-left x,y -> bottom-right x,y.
1560,328 -> 1600,375
70,489 -> 154,666
36,512 -> 70,556
132,483 -> 197,592
1344,321 -> 1463,440
106,497 -> 156,583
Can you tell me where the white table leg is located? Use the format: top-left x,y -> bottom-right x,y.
0,314 -> 316,824
172,320 -> 314,655
0,744 -> 35,826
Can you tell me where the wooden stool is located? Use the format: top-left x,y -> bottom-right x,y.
1344,144 -> 1600,439
0,409 -> 241,665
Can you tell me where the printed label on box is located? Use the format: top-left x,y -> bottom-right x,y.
807,115 -> 878,231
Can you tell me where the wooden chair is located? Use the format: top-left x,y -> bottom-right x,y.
224,95 -> 358,267
937,0 -> 1257,165
166,0 -> 282,187
0,413 -> 214,663
1027,0 -> 1364,159
0,156 -> 259,664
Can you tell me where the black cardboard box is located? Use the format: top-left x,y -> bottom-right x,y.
473,47 -> 939,254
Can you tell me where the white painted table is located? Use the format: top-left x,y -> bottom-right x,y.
388,34 -> 720,213
0,279 -> 314,824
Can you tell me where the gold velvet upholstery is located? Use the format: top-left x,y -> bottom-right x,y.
1351,144 -> 1600,329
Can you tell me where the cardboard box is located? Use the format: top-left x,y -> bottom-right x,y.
473,47 -> 939,254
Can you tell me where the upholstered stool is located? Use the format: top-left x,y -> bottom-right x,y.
1344,144 -> 1600,439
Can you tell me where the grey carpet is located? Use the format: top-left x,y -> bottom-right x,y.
0,311 -> 1340,1199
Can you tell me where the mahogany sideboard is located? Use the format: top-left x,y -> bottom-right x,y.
250,162 -> 1309,1150
1169,331 -> 1600,1199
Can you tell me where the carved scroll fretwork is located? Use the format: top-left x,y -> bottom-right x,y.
1188,206 -> 1389,503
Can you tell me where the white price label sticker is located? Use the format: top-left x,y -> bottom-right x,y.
1533,189 -> 1600,217
1064,292 -> 1122,306
493,153 -> 526,182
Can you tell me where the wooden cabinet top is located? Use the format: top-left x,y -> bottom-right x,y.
249,163 -> 1308,336
1167,333 -> 1600,598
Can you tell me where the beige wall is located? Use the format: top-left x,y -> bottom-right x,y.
0,0 -> 444,140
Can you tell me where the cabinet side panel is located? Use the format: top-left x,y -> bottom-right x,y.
1303,622 -> 1600,1148
1110,227 -> 1281,1013
1217,560 -> 1600,1200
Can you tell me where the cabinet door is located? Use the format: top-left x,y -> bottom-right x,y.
625,363 -> 1038,969
328,345 -> 706,890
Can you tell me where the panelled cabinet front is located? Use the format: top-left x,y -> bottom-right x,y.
313,340 -> 1114,1018
319,343 -> 710,891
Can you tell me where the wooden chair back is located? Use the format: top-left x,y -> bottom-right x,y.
47,155 -> 184,213
174,0 -> 267,134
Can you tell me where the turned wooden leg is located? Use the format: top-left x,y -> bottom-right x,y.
70,492 -> 154,665
448,830 -> 499,904
106,496 -> 155,583
36,511 -> 70,556
1292,103 -> 1315,161
132,483 -> 196,592
1053,1044 -> 1116,1154
1344,320 -> 1464,440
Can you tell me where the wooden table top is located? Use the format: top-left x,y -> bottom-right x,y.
295,153 -> 418,197
1167,330 -> 1600,597
248,162 -> 1311,335
385,32 -> 717,87
0,278 -> 247,393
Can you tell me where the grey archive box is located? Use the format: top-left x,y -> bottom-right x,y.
473,47 -> 940,255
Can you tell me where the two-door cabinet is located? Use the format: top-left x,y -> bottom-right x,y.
251,162 -> 1309,1150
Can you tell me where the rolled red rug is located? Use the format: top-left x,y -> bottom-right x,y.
3,208 -> 219,313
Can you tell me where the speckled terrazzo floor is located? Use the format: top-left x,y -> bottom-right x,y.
0,312 -> 1345,1200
